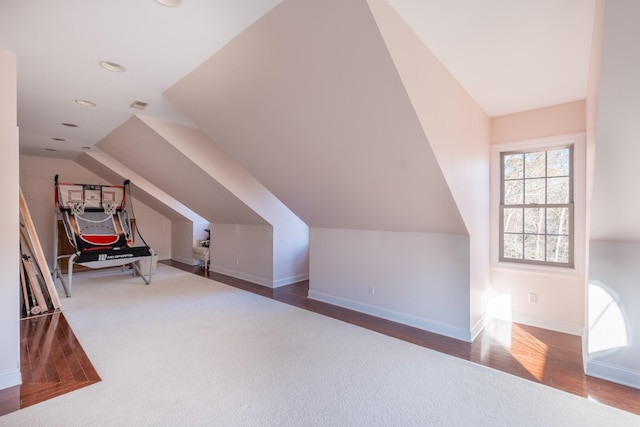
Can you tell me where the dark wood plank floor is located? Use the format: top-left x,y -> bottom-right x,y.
1,260 -> 638,418
0,311 -> 100,417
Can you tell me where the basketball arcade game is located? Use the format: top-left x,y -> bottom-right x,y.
53,175 -> 154,297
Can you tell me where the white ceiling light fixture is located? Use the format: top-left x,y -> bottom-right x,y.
99,61 -> 126,72
155,0 -> 183,7
75,99 -> 96,107
52,137 -> 66,141
61,122 -> 78,127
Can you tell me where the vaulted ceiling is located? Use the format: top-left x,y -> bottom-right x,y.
2,0 -> 600,231
1,0 -> 596,159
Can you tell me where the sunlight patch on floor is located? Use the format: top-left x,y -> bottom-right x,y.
510,324 -> 549,380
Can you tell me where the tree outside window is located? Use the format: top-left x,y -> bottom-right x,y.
500,147 -> 573,267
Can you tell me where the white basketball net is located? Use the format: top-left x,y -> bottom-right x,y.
71,202 -> 85,216
103,202 -> 117,215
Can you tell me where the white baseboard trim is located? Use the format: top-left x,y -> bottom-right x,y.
470,313 -> 489,342
308,290 -> 472,342
273,273 -> 309,288
511,312 -> 584,336
0,370 -> 21,391
586,359 -> 640,390
209,266 -> 273,288
172,255 -> 194,265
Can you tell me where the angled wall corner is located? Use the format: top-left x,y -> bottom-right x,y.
165,0 -> 465,235
367,0 -> 491,334
163,0 -> 475,338
97,116 -> 308,287
0,49 -> 21,390
586,0 -> 640,388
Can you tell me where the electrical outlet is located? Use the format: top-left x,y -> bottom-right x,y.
235,258 -> 239,265
368,285 -> 375,296
528,292 -> 537,304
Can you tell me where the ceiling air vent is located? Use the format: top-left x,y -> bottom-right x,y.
130,100 -> 148,110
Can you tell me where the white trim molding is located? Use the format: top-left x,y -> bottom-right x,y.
309,290 -> 473,343
209,266 -> 273,288
0,370 -> 21,391
587,359 -> 640,390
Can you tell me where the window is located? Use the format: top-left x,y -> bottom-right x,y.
499,146 -> 573,267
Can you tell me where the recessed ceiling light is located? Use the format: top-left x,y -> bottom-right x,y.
81,146 -> 92,150
75,99 -> 96,107
155,0 -> 183,7
45,148 -> 57,152
52,137 -> 66,141
61,122 -> 78,127
99,61 -> 126,72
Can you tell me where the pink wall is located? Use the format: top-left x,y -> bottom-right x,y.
491,100 -> 586,144
489,100 -> 587,335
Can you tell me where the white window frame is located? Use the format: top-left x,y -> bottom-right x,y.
490,133 -> 585,275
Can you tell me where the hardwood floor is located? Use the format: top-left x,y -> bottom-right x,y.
0,311 -> 100,417
1,260 -> 638,418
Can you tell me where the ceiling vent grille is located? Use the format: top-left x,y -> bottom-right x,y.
130,100 -> 148,110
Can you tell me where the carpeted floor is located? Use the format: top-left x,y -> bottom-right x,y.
1,264 -> 637,426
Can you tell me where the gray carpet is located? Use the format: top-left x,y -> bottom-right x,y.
1,264 -> 637,426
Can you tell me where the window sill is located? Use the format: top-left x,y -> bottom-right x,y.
492,260 -> 583,277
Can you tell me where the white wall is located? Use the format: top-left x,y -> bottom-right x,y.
99,117 -> 309,286
19,155 -> 172,265
0,49 -> 21,390
584,0 -> 606,372
587,241 -> 640,388
368,0 -> 491,336
309,228 -> 471,341
171,220 -> 196,265
138,117 -> 309,286
587,0 -> 640,388
126,196 -> 172,260
273,223 -> 309,287
210,223 -> 274,287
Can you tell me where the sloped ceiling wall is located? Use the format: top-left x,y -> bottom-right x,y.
97,116 -> 267,226
76,152 -> 198,222
165,0 -> 466,234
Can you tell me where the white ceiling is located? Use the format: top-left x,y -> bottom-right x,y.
388,0 -> 596,117
0,0 -> 595,159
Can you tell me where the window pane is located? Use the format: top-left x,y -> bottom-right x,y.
524,234 -> 545,261
547,149 -> 569,177
547,235 -> 569,263
525,178 -> 545,204
524,207 -> 545,234
547,177 -> 569,204
525,152 -> 545,178
504,208 -> 523,233
547,208 -> 569,236
504,154 -> 523,179
503,234 -> 523,260
504,180 -> 523,205
499,144 -> 573,266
